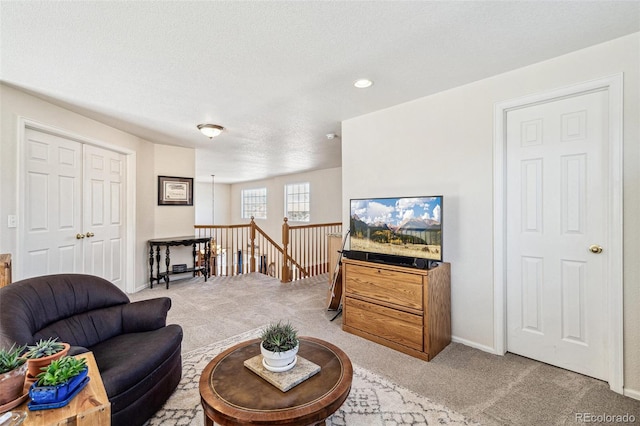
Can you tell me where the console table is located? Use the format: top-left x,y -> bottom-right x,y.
148,236 -> 210,289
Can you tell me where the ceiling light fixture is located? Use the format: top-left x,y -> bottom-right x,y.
197,124 -> 225,138
354,78 -> 373,89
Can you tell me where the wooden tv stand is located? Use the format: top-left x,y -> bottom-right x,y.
342,258 -> 451,361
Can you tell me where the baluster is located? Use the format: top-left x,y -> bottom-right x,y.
282,217 -> 290,282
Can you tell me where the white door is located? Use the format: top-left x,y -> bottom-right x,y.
83,145 -> 125,288
23,129 -> 83,277
506,90 -> 608,380
21,129 -> 126,289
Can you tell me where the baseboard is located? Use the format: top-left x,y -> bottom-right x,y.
133,282 -> 149,293
623,387 -> 640,401
451,335 -> 500,355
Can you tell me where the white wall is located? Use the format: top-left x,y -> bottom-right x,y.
342,33 -> 640,394
153,144 -> 196,237
230,167 -> 342,240
195,181 -> 232,225
152,144 -> 197,269
0,84 -> 197,291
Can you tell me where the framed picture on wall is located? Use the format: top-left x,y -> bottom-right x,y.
158,176 -> 193,206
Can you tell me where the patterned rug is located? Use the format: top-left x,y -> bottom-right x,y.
146,328 -> 478,425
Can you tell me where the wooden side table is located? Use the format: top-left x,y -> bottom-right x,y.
17,352 -> 111,426
0,253 -> 11,288
199,337 -> 353,426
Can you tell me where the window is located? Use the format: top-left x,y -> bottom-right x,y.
285,182 -> 310,222
241,188 -> 267,219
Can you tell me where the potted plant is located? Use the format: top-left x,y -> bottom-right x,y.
260,321 -> 299,372
23,337 -> 70,378
29,356 -> 88,406
0,344 -> 27,405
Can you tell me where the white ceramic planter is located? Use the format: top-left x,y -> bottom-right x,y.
260,342 -> 299,372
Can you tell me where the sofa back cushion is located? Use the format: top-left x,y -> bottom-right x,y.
0,274 -> 129,348
35,305 -> 126,348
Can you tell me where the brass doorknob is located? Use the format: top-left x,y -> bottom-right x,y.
76,233 -> 85,239
86,232 -> 95,238
589,244 -> 603,254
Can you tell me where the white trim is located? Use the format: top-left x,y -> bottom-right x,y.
623,387 -> 640,401
452,336 -> 500,355
125,152 -> 137,294
16,117 -> 137,293
492,74 -> 624,394
493,102 -> 507,357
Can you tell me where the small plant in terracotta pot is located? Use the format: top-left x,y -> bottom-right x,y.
0,343 -> 27,405
260,321 -> 299,372
23,337 -> 70,378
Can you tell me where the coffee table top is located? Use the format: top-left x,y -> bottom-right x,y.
199,336 -> 353,425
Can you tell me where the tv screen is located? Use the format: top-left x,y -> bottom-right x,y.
349,196 -> 443,262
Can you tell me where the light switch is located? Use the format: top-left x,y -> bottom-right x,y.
7,215 -> 17,228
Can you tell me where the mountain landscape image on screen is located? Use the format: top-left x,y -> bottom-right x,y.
350,196 -> 442,261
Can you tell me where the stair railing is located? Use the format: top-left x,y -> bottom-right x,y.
195,218 -> 342,283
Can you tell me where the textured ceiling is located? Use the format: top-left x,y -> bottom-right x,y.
1,1 -> 639,183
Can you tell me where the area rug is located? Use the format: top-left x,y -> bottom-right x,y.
145,328 -> 479,425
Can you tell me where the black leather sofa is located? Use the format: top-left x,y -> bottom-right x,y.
0,274 -> 182,426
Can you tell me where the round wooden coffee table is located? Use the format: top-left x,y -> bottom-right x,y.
199,336 -> 353,426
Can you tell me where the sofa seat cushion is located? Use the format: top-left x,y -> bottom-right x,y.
90,324 -> 183,398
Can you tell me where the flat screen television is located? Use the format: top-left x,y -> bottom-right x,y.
349,195 -> 443,265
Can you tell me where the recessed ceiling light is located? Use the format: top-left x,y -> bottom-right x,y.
354,79 -> 373,89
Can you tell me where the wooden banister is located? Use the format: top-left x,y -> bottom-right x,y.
282,218 -> 290,282
194,218 -> 342,283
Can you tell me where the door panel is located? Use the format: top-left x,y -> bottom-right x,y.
83,145 -> 125,287
506,90 -> 608,380
22,129 -> 83,278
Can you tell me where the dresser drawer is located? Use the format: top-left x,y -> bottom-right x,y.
344,263 -> 423,310
344,297 -> 423,351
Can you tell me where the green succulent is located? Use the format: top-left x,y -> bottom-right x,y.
24,337 -> 65,359
36,356 -> 87,386
0,343 -> 27,374
260,320 -> 299,353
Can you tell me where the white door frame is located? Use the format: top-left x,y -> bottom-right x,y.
16,117 -> 137,293
493,74 -> 624,393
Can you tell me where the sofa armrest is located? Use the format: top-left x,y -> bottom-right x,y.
68,345 -> 90,356
121,298 -> 171,333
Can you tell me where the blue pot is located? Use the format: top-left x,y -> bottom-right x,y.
29,367 -> 88,405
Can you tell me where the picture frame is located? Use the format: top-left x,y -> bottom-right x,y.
158,176 -> 193,206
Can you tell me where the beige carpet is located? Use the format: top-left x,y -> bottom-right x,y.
131,273 -> 640,425
145,327 -> 478,425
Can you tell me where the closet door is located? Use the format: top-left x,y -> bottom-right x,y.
20,129 -> 126,288
83,145 -> 125,288
22,129 -> 83,277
